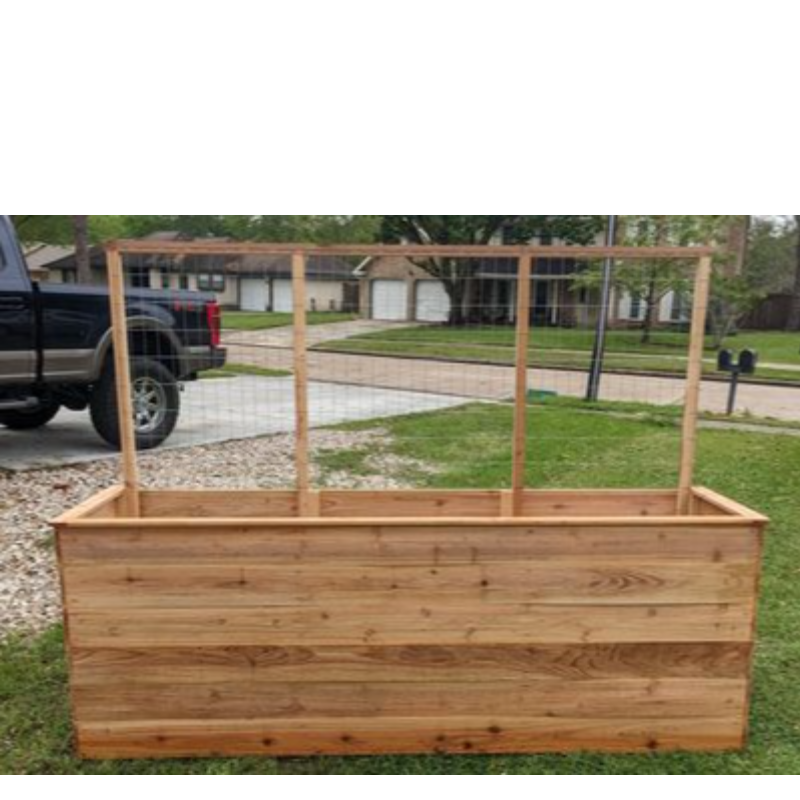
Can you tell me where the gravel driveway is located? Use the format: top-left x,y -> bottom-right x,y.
0,428 -> 408,639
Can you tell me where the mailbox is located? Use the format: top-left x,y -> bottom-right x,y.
716,347 -> 759,415
718,349 -> 735,372
739,349 -> 759,375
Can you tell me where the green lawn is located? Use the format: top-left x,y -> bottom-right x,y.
199,363 -> 292,380
2,402 -> 798,774
223,311 -> 357,331
317,327 -> 800,384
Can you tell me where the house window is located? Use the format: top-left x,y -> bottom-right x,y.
130,267 -> 150,289
198,274 -> 225,292
160,267 -> 171,290
179,275 -> 190,291
671,292 -> 689,322
629,293 -> 643,320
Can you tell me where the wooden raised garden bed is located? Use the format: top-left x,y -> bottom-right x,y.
53,242 -> 768,759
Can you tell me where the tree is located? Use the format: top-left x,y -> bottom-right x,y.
119,215 -> 382,244
381,215 -> 604,325
607,215 -> 696,344
13,215 -> 114,284
745,216 -> 797,294
121,215 -> 231,238
611,215 -> 756,346
72,215 -> 91,285
12,215 -> 74,244
787,216 -> 800,331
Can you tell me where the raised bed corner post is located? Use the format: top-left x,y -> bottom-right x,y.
511,253 -> 534,516
678,255 -> 714,515
106,245 -> 141,517
292,251 -> 317,517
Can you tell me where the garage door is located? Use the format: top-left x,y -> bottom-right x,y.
371,280 -> 408,321
240,279 -> 269,312
272,280 -> 294,313
415,280 -> 451,323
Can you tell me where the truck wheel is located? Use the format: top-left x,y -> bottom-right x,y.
90,358 -> 180,451
0,402 -> 61,430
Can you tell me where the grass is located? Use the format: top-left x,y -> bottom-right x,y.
317,326 -> 800,384
223,311 -> 357,331
3,403 -> 800,773
199,363 -> 292,380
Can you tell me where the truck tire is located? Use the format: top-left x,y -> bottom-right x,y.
0,402 -> 61,430
90,357 -> 180,451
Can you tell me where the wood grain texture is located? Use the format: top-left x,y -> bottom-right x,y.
77,716 -> 744,759
105,248 -> 140,517
133,489 -> 689,521
71,643 -> 753,685
71,678 -> 747,723
512,256 -> 533,512
112,241 -> 719,260
55,489 -> 765,759
678,257 -> 713,514
58,524 -> 761,566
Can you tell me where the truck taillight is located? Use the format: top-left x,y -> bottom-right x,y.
206,302 -> 221,348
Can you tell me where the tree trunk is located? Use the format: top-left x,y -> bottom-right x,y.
444,277 -> 468,326
72,215 -> 92,284
641,277 -> 660,345
726,215 -> 751,277
640,216 -> 669,344
787,216 -> 800,331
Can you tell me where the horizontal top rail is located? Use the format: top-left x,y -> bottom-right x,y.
107,241 -> 719,260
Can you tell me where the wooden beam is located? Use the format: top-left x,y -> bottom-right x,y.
691,487 -> 770,524
105,247 -> 140,517
292,252 -> 313,517
61,514 -> 760,530
678,256 -> 714,514
110,241 -> 719,261
51,486 -> 126,526
512,255 -> 534,514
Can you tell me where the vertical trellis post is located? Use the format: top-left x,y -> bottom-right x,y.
511,254 -> 534,516
292,251 -> 314,516
678,255 -> 714,514
106,245 -> 141,517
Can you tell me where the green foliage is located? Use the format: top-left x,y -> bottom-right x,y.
380,216 -> 605,324
746,216 -> 797,294
12,216 -> 128,245
381,215 -> 603,247
120,216 -> 381,244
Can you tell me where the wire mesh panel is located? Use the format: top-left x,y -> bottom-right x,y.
104,243 -> 712,515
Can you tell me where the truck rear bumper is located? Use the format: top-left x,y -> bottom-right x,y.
184,347 -> 227,377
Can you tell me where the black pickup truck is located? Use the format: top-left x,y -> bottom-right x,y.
0,215 -> 226,450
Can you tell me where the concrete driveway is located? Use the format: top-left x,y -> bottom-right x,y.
0,376 -> 464,472
222,341 -> 800,423
224,319 -> 417,349
222,320 -> 800,422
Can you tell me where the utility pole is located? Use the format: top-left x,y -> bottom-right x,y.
586,215 -> 618,402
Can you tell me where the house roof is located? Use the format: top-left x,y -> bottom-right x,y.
226,254 -> 357,281
24,244 -> 75,272
357,254 -> 585,279
26,234 -> 357,281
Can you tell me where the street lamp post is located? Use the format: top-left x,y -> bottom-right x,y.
586,215 -> 618,403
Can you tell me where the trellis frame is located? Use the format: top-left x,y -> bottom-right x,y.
104,241 -> 715,517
